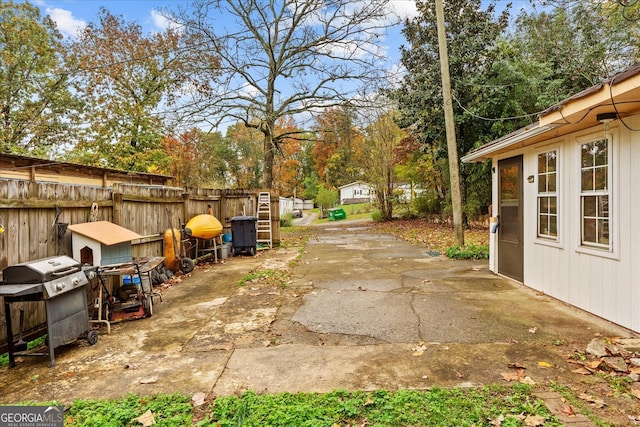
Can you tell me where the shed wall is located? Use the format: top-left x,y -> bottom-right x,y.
491,115 -> 640,332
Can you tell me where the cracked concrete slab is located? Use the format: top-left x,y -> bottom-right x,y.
292,289 -> 419,342
1,222 -> 637,426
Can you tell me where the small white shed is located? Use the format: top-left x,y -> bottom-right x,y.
68,221 -> 142,266
462,64 -> 640,333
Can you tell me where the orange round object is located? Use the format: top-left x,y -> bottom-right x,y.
163,228 -> 182,272
185,214 -> 223,240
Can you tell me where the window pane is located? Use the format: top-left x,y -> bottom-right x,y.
549,216 -> 557,236
548,151 -> 557,172
583,218 -> 596,243
538,175 -> 547,193
595,166 -> 607,190
549,196 -> 557,215
539,197 -> 548,213
548,173 -> 556,192
584,196 -> 596,217
598,196 -> 609,217
538,153 -> 547,174
598,219 -> 609,244
595,139 -> 608,166
500,166 -> 518,202
581,170 -> 593,191
539,214 -> 549,236
581,144 -> 594,167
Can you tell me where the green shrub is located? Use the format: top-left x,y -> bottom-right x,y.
446,244 -> 489,260
370,210 -> 383,222
280,214 -> 293,227
413,192 -> 441,215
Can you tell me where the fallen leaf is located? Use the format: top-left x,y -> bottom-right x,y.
412,343 -> 427,356
455,371 -> 464,378
586,360 -> 602,370
139,376 -> 158,384
134,410 -> 155,426
489,414 -> 504,426
364,394 -> 374,406
561,404 -> 576,416
528,327 -> 538,334
578,393 -> 606,408
524,414 -> 546,426
508,362 -> 526,369
191,392 -> 206,407
571,367 -> 592,375
537,361 -> 552,369
519,376 -> 536,385
501,372 -> 521,382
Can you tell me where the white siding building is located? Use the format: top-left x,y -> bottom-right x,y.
462,64 -> 640,333
339,181 -> 374,205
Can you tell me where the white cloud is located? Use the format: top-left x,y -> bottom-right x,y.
151,9 -> 182,31
388,0 -> 419,20
46,7 -> 86,39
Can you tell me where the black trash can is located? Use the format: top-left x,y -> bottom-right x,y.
230,215 -> 258,256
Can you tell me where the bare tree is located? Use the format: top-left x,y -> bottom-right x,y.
173,0 -> 396,188
361,106 -> 404,221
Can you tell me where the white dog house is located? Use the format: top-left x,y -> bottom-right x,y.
68,221 -> 142,266
462,64 -> 640,333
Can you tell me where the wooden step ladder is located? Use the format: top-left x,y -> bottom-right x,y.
256,191 -> 272,249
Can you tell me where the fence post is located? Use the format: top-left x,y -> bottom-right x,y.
112,183 -> 123,226
182,187 -> 190,228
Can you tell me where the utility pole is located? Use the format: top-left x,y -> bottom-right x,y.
435,0 -> 464,246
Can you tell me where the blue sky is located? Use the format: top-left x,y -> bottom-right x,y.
25,0 -> 531,132
31,0 -> 531,66
30,0 -> 531,79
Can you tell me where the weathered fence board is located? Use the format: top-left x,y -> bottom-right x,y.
0,178 -> 280,350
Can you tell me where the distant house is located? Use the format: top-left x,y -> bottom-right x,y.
339,181 -> 374,205
462,63 -> 640,333
280,196 -> 313,214
394,183 -> 424,203
279,197 -> 294,215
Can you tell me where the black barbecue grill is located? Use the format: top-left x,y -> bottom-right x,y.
0,255 -> 98,367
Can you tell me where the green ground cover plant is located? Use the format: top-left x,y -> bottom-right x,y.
58,385 -> 560,426
446,243 -> 490,260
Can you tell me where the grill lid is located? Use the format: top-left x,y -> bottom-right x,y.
2,256 -> 81,284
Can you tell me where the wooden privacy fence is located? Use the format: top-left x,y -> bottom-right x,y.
0,178 -> 280,350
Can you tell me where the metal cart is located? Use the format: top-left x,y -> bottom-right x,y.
91,257 -> 164,333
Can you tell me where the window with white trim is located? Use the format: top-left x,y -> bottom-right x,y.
537,150 -> 557,239
580,138 -> 610,249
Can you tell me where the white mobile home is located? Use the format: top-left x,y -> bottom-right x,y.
339,181 -> 374,205
462,64 -> 640,333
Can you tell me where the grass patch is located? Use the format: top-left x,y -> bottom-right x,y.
238,269 -> 290,287
66,393 -> 192,426
446,244 -> 490,260
55,385 -> 560,426
0,335 -> 47,369
310,203 -> 374,223
203,385 -> 560,426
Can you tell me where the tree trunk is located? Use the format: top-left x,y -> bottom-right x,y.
262,132 -> 274,188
